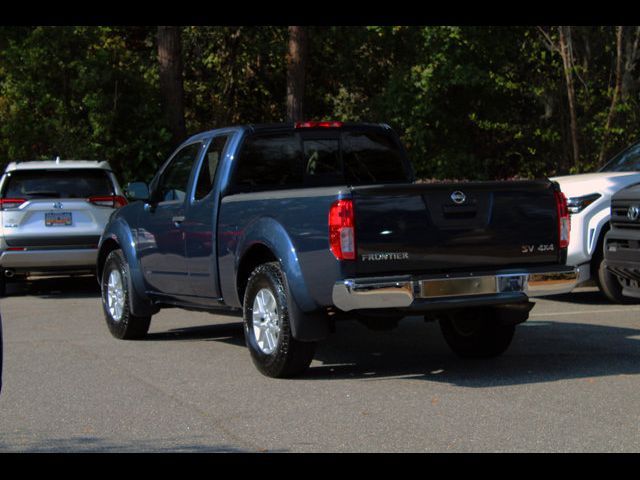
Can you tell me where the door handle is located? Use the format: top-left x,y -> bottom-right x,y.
172,215 -> 186,225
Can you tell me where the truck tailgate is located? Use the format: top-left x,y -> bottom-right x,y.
352,180 -> 561,276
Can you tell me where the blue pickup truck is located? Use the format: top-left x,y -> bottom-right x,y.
97,122 -> 578,377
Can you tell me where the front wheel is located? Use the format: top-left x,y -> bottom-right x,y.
101,249 -> 151,340
439,309 -> 515,358
593,247 -> 636,304
243,263 -> 316,378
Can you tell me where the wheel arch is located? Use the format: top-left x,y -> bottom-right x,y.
235,236 -> 330,342
236,243 -> 279,305
98,221 -> 158,317
97,237 -> 121,282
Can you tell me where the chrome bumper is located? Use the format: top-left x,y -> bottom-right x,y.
332,267 -> 579,312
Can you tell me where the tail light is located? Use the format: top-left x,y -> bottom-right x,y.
329,199 -> 356,261
295,121 -> 344,129
88,195 -> 128,208
555,190 -> 570,249
0,198 -> 26,210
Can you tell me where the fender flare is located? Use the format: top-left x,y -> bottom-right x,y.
235,217 -> 329,342
585,207 -> 611,258
98,218 -> 159,317
236,217 -> 316,311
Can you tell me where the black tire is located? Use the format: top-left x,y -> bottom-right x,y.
101,249 -> 151,340
439,309 -> 515,358
243,262 -> 316,378
593,247 -> 636,304
0,275 -> 5,297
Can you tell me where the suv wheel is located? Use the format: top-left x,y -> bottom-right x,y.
243,263 -> 316,378
101,249 -> 151,339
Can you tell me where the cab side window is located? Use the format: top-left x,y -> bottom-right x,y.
156,142 -> 202,202
194,135 -> 230,201
232,133 -> 303,191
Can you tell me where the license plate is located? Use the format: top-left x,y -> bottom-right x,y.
45,212 -> 72,227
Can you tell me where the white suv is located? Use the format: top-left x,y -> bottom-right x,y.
552,140 -> 640,302
0,159 -> 126,295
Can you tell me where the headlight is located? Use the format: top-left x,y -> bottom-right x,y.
566,193 -> 602,214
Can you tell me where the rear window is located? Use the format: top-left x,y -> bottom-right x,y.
232,128 -> 410,192
2,169 -> 114,199
342,131 -> 408,184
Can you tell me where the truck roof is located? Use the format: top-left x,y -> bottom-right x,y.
245,122 -> 392,134
4,160 -> 113,172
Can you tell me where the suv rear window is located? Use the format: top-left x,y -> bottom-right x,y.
2,169 -> 114,199
232,128 -> 410,192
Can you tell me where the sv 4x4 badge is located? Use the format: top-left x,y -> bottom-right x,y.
521,244 -> 555,253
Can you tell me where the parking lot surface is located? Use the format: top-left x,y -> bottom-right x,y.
1,277 -> 640,452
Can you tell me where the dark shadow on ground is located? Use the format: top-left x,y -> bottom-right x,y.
304,316 -> 640,387
145,322 -> 245,348
141,312 -> 640,388
0,434 -> 283,452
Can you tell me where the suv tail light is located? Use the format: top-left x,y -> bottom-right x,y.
555,190 -> 570,249
0,198 -> 26,210
329,199 -> 355,260
88,195 -> 128,208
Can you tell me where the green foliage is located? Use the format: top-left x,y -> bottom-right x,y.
1,26 -> 639,185
0,26 -> 170,183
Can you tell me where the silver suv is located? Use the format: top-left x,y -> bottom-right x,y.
0,160 -> 126,295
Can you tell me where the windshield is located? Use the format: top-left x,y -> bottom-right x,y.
600,141 -> 640,172
2,169 -> 114,199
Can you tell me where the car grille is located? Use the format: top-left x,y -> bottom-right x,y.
611,200 -> 640,229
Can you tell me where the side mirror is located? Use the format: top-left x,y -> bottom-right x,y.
125,182 -> 151,202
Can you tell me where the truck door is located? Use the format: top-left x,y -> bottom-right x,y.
138,141 -> 203,295
184,134 -> 232,299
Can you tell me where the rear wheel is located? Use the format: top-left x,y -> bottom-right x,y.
243,263 -> 316,378
101,249 -> 151,339
439,309 -> 515,358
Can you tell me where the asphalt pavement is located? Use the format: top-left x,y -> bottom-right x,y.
1,277 -> 640,452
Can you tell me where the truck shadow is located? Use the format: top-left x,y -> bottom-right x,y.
145,322 -> 245,348
144,314 -> 640,388
305,316 -> 640,387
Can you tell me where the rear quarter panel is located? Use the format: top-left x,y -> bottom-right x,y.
218,187 -> 349,310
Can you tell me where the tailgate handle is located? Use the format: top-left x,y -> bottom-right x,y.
172,215 -> 186,225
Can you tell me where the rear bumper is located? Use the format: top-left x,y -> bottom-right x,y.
332,266 -> 579,312
0,248 -> 97,272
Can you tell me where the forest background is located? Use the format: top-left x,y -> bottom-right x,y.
1,26 -> 638,184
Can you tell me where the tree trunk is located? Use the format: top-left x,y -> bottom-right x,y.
286,26 -> 307,123
558,26 -> 580,172
599,26 -> 624,165
622,26 -> 640,99
157,26 -> 187,148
